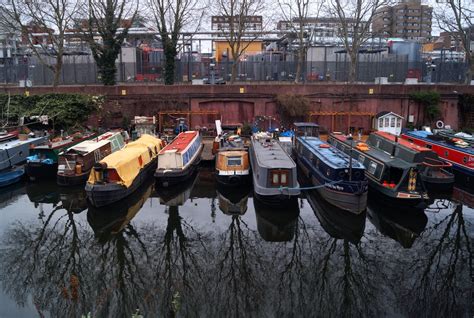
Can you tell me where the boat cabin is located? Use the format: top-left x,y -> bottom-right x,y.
294,122 -> 320,138
374,112 -> 404,136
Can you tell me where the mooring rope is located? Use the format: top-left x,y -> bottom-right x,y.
279,179 -> 344,193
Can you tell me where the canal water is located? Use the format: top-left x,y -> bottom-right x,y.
0,167 -> 472,318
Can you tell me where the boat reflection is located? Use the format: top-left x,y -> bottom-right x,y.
367,195 -> 427,248
156,170 -> 198,206
0,181 -> 26,208
254,193 -> 299,242
305,189 -> 366,244
87,178 -> 154,242
451,186 -> 474,209
217,184 -> 251,216
27,180 -> 88,213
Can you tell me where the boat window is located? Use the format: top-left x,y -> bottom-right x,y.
281,173 -> 287,185
376,140 -> 381,148
359,154 -> 365,163
384,118 -> 389,127
425,144 -> 432,149
378,118 -> 383,128
408,138 -> 413,143
463,156 -> 467,163
227,156 -> 242,166
368,161 -> 377,175
390,118 -> 395,127
444,151 -> 449,157
272,173 -> 279,185
388,167 -> 404,185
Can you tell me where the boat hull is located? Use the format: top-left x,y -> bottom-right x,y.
57,171 -> 90,186
216,172 -> 251,187
253,191 -> 299,208
0,168 -> 25,188
25,162 -> 58,180
155,145 -> 203,187
295,154 -> 368,214
420,169 -> 455,192
86,159 -> 157,207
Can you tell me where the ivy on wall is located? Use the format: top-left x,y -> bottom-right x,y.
0,93 -> 103,130
409,91 -> 441,125
275,94 -> 311,127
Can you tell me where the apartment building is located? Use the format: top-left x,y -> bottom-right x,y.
372,0 -> 432,43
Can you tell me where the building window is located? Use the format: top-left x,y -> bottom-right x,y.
396,118 -> 401,127
384,117 -> 389,127
378,118 -> 383,128
391,118 -> 395,127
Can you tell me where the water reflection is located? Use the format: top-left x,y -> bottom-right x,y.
367,197 -> 428,248
0,168 -> 471,317
0,181 -> 26,208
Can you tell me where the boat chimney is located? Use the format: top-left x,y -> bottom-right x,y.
391,135 -> 398,156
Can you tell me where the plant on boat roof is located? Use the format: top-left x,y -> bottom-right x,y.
275,94 -> 311,127
409,91 -> 441,126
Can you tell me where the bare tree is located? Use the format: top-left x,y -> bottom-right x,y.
277,0 -> 323,83
84,0 -> 138,85
213,0 -> 265,83
434,0 -> 473,84
148,0 -> 202,85
0,0 -> 79,87
327,0 -> 388,82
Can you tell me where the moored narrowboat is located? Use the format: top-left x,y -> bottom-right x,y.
155,131 -> 203,187
57,131 -> 126,186
294,123 -> 368,214
85,134 -> 162,207
328,133 -> 428,207
249,132 -> 300,206
401,130 -> 474,187
26,132 -> 96,180
0,135 -> 47,187
369,131 -> 454,191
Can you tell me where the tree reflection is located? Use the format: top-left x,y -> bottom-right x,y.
398,200 -> 473,317
1,196 -> 92,317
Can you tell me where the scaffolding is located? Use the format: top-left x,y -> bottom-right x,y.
308,111 -> 375,133
157,110 -> 220,133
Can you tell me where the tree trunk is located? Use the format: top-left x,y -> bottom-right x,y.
98,52 -> 118,86
52,53 -> 63,87
295,48 -> 304,84
348,52 -> 357,83
164,43 -> 177,85
230,60 -> 238,84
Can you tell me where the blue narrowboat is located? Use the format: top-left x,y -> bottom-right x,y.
294,123 -> 368,214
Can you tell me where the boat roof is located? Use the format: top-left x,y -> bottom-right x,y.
252,137 -> 296,169
160,131 -> 198,154
405,130 -> 474,155
65,132 -> 120,155
218,150 -> 248,156
331,133 -> 415,169
373,131 -> 432,153
0,136 -> 45,149
299,136 -> 364,169
294,122 -> 319,127
35,133 -> 95,150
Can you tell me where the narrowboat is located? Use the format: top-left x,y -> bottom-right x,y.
368,131 -> 454,191
328,133 -> 428,206
25,132 -> 96,180
57,131 -> 126,186
215,134 -> 250,186
155,131 -> 203,187
85,134 -> 162,207
249,132 -> 300,205
0,135 -> 47,187
294,123 -> 368,214
401,130 -> 474,186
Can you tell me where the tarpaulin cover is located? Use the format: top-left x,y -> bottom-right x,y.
87,134 -> 162,188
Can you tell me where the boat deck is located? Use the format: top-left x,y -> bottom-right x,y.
0,136 -> 45,149
404,131 -> 474,155
374,131 -> 432,153
331,134 -> 414,169
252,137 -> 295,169
299,136 -> 364,169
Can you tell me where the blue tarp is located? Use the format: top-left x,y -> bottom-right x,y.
27,155 -> 54,165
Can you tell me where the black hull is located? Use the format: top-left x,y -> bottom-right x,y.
253,191 -> 299,209
57,171 -> 89,186
155,154 -> 201,187
85,159 -> 157,207
216,173 -> 251,187
25,162 -> 58,180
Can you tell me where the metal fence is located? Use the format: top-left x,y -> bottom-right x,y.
0,58 -> 469,86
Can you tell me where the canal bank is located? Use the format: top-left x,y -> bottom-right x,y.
2,83 -> 474,132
